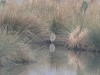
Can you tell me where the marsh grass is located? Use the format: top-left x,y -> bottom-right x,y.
0,0 -> 100,56
89,26 -> 100,49
0,29 -> 35,66
67,26 -> 88,48
50,17 -> 66,34
0,3 -> 50,43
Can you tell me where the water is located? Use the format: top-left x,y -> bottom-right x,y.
50,43 -> 55,52
0,45 -> 100,75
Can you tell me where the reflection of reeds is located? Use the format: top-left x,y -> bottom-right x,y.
68,52 -> 79,66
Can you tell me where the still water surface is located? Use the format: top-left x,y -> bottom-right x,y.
0,45 -> 100,75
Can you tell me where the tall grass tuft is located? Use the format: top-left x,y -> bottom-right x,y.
67,26 -> 88,49
0,3 -> 50,43
0,29 -> 35,66
50,17 -> 65,34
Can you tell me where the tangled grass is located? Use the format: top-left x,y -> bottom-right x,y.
67,26 -> 88,49
0,29 -> 35,66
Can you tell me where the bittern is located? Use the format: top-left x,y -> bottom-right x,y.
50,33 -> 56,43
80,0 -> 88,13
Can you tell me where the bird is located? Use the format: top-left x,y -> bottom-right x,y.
50,32 -> 56,43
80,0 -> 88,13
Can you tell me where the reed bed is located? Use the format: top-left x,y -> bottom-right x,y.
0,29 -> 35,66
0,0 -> 100,66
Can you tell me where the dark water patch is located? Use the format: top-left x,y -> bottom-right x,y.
0,45 -> 100,75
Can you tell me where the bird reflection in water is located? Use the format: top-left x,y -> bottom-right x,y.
50,33 -> 56,52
